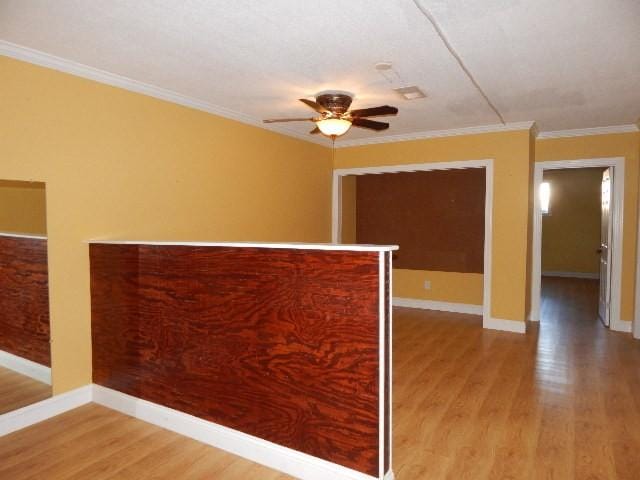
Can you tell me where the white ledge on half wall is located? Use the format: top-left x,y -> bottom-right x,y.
87,240 -> 398,252
0,231 -> 47,240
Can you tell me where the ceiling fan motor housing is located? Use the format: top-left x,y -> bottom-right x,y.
316,93 -> 353,116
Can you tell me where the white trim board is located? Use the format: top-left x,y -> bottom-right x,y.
0,349 -> 51,385
0,232 -> 47,240
332,159 -> 493,330
93,385 -> 387,480
393,297 -> 483,315
614,320 -> 633,334
541,271 -> 600,280
537,125 -> 639,139
530,158 -> 625,333
483,317 -> 527,334
0,385 -> 92,437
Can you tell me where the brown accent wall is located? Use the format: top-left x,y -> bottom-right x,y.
90,243 -> 390,476
0,235 -> 50,366
356,169 -> 486,273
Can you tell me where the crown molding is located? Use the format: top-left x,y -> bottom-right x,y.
530,122 -> 540,138
4,40 -> 638,149
0,40 -> 330,147
334,121 -> 536,148
537,124 -> 640,139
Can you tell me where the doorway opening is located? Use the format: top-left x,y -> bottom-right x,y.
530,158 -> 627,332
332,159 -> 493,328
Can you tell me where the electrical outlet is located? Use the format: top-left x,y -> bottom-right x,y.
424,280 -> 431,290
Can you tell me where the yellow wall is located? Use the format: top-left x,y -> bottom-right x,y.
335,129 -> 534,323
394,269 -> 483,304
541,168 -> 603,274
0,180 -> 47,235
536,133 -> 639,322
0,56 -> 332,394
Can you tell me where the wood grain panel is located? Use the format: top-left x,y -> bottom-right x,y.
0,235 -> 50,366
356,169 -> 486,273
90,244 -> 384,476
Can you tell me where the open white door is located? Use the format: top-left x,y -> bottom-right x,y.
598,168 -> 612,327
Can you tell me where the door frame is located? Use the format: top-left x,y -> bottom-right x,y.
332,159 -> 494,328
635,197 -> 640,339
530,157 -> 626,331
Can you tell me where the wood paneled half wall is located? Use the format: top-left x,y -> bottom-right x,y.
0,233 -> 50,366
89,241 -> 395,478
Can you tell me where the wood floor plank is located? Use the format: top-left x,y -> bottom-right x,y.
65,429 -> 180,480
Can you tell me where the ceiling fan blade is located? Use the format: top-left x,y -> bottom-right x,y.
299,98 -> 329,113
263,117 -> 315,123
352,118 -> 389,131
349,105 -> 398,118
310,126 -> 321,134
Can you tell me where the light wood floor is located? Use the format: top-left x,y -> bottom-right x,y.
1,277 -> 638,479
0,403 -> 292,479
0,366 -> 51,414
393,277 -> 640,480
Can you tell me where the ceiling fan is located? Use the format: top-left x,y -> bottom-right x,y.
263,92 -> 398,138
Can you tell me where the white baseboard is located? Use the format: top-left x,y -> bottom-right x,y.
483,317 -> 526,333
611,319 -> 632,333
93,385 -> 384,480
392,297 -> 483,315
542,271 -> 599,279
0,349 -> 51,385
0,385 -> 92,437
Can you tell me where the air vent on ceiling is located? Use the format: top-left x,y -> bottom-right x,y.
394,86 -> 427,100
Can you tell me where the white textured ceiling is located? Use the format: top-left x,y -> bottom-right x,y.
1,0 -> 638,142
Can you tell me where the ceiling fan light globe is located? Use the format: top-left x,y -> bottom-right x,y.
316,118 -> 352,137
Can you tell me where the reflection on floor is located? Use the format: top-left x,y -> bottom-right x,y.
1,277 -> 638,479
394,276 -> 640,479
0,366 -> 51,414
